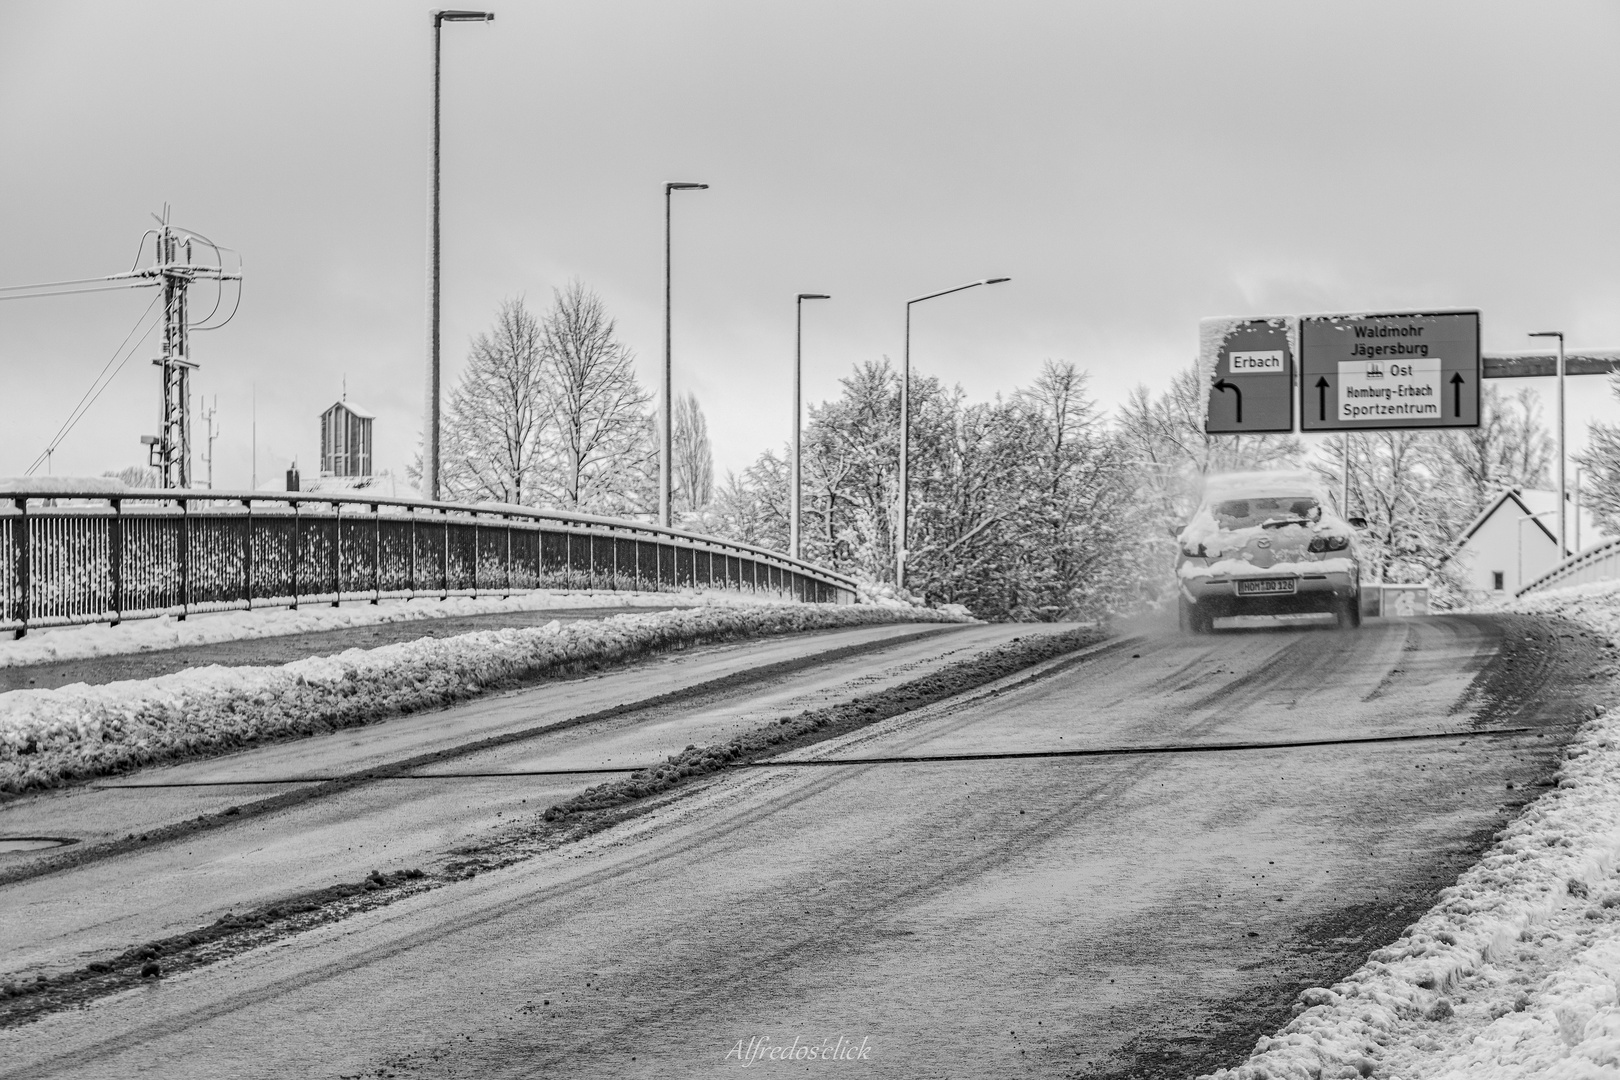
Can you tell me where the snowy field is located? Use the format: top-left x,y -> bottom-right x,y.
0,589 -> 777,669
0,602 -> 965,796
1202,582 -> 1620,1080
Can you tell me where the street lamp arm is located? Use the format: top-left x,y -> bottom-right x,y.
435,10 -> 495,23
906,276 -> 1011,308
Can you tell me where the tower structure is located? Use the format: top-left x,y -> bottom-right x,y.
136,214 -> 242,486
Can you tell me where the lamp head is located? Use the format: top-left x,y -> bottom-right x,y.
798,293 -> 831,301
982,277 -> 1011,285
436,10 -> 495,22
1528,331 -> 1563,340
666,182 -> 709,191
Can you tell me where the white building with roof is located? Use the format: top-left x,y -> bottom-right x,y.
1450,488 -> 1612,601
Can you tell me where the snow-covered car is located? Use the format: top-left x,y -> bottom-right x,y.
1174,471 -> 1363,633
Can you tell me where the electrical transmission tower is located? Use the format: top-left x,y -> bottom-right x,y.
144,210 -> 241,488
0,207 -> 242,487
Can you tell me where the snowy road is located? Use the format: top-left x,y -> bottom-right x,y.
1,613 -> 1605,1079
0,621 -> 1051,980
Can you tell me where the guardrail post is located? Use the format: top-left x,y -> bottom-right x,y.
109,497 -> 124,627
12,498 -> 28,639
471,516 -> 479,598
408,510 -> 417,597
504,515 -> 512,597
177,496 -> 190,621
441,509 -> 450,600
371,503 -> 381,605
331,500 -> 342,608
243,498 -> 254,611
290,499 -> 300,610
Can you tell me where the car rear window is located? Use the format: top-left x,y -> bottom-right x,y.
1212,497 -> 1319,530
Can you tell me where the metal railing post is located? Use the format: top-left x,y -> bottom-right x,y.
177,496 -> 190,621
290,499 -> 300,610
12,498 -> 29,639
441,509 -> 450,600
331,500 -> 342,608
504,515 -> 512,597
372,503 -> 381,605
243,498 -> 254,611
109,497 -> 124,627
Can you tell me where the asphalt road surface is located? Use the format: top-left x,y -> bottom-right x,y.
1,613 -> 1606,1079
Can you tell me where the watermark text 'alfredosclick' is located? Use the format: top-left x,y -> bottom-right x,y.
726,1036 -> 872,1066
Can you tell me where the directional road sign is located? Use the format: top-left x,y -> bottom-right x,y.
1201,317 -> 1294,434
1299,311 -> 1480,431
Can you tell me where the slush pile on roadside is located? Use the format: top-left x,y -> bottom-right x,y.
0,604 -> 968,796
1200,584 -> 1620,1080
0,588 -> 776,670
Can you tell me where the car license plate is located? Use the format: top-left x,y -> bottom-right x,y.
1237,578 -> 1296,596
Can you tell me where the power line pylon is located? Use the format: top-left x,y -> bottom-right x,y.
143,211 -> 239,488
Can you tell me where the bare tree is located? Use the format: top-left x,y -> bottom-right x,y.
535,282 -> 655,517
440,297 -> 546,505
673,391 -> 714,517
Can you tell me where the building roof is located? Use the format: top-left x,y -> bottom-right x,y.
323,400 -> 374,420
1453,487 -> 1613,558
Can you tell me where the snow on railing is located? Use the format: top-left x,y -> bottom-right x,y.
0,486 -> 859,637
1516,536 -> 1620,598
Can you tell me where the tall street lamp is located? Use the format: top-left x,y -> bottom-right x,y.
897,276 -> 1010,589
662,181 -> 708,527
1528,330 -> 1566,557
425,9 -> 494,502
792,293 -> 831,560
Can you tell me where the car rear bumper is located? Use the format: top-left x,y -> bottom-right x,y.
1179,571 -> 1356,618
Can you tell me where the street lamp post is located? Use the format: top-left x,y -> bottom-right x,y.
662,181 -> 708,528
897,276 -> 1010,589
425,8 -> 494,502
792,293 -> 830,561
1528,330 -> 1566,557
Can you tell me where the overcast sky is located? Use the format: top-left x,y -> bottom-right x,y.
2,0 -> 1617,490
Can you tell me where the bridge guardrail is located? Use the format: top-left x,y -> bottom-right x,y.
0,487 -> 858,638
1515,536 -> 1620,598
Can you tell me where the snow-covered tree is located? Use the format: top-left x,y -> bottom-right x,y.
440,297 -> 547,505
534,282 -> 655,517
1439,384 -> 1553,515
1575,372 -> 1620,537
673,392 -> 714,517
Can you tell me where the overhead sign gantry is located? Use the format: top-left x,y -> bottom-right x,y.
1202,310 -> 1482,434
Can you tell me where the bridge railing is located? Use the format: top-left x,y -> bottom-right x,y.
0,487 -> 858,637
1516,536 -> 1620,598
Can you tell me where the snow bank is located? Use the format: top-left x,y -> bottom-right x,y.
0,477 -> 126,495
0,604 -> 968,795
0,589 -> 789,670
1200,582 -> 1620,1080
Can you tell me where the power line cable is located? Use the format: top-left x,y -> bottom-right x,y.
24,294 -> 164,475
0,280 -> 154,302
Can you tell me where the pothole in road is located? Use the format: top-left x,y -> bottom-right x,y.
0,837 -> 78,854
